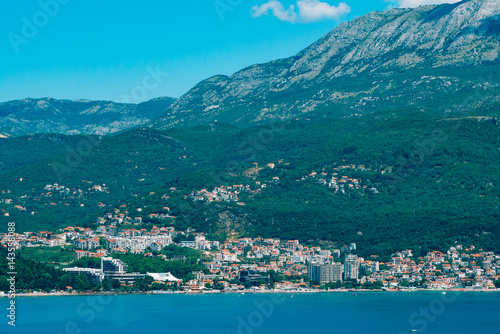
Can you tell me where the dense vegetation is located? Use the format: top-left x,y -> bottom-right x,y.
0,247 -> 102,293
0,134 -> 101,175
0,247 -> 206,293
127,112 -> 500,257
15,246 -> 74,264
1,107 -> 499,257
112,253 -> 205,279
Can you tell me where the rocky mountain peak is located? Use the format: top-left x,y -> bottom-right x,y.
154,0 -> 500,129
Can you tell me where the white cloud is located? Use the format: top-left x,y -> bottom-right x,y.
389,0 -> 462,8
298,0 -> 351,22
252,0 -> 351,23
251,1 -> 297,23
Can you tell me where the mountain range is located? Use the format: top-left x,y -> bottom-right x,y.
0,97 -> 175,137
154,0 -> 500,128
2,0 -> 500,136
1,0 -> 500,256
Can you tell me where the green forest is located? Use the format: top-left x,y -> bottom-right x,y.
1,108 -> 500,257
0,247 -> 205,293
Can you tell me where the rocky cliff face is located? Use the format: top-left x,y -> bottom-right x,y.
0,96 -> 176,137
155,0 -> 500,129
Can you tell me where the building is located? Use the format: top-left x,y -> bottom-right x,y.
222,250 -> 238,262
371,261 -> 379,273
75,250 -> 89,260
147,272 -> 181,282
308,262 -> 343,284
101,257 -> 128,274
344,254 -> 359,281
101,257 -> 144,283
150,242 -> 163,252
239,270 -> 270,284
63,267 -> 105,283
192,271 -> 222,281
179,241 -> 196,248
173,255 -> 187,261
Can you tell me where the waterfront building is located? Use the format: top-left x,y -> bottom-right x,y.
344,254 -> 359,281
101,257 -> 128,274
307,261 -> 343,284
101,257 -> 144,283
63,267 -> 105,283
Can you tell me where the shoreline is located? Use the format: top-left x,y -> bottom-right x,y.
2,288 -> 499,298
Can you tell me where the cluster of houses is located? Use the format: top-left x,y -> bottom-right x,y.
1,168 -> 499,292
186,161 -> 289,205
364,246 -> 500,290
44,182 -> 107,193
1,182 -> 110,218
40,182 -> 108,203
3,217 -> 498,292
96,207 -> 173,226
0,230 -> 66,248
189,185 -> 251,204
188,180 -> 283,205
1,161 -> 382,222
301,164 -> 380,194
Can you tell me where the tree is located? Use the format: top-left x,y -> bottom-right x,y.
344,280 -> 355,289
111,279 -> 121,290
214,281 -> 225,291
99,237 -> 107,249
120,285 -> 132,293
256,279 -> 267,286
323,281 -> 342,290
173,234 -> 184,244
400,281 -> 410,288
74,275 -> 91,292
73,257 -> 101,269
358,266 -> 370,279
268,270 -> 285,286
134,278 -> 150,292
92,284 -> 103,292
102,279 -> 112,291
494,279 -> 500,289
57,274 -> 76,290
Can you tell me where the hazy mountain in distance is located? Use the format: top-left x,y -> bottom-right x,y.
0,96 -> 176,137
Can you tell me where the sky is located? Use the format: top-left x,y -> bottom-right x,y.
0,0 -> 462,103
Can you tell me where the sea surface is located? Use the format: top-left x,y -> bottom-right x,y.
1,291 -> 499,333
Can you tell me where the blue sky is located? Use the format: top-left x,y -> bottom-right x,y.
0,0 -> 461,103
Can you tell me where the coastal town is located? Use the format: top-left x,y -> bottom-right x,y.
0,160 -> 498,294
4,1 -> 500,332
2,220 -> 500,294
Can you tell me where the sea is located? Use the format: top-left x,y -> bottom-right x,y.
1,291 -> 499,333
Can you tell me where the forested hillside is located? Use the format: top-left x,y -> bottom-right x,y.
2,108 -> 499,257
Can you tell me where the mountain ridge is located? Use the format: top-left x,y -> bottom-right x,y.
154,0 -> 500,129
3,1 -> 500,135
0,96 -> 176,137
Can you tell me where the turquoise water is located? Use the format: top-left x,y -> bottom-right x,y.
1,292 -> 499,333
